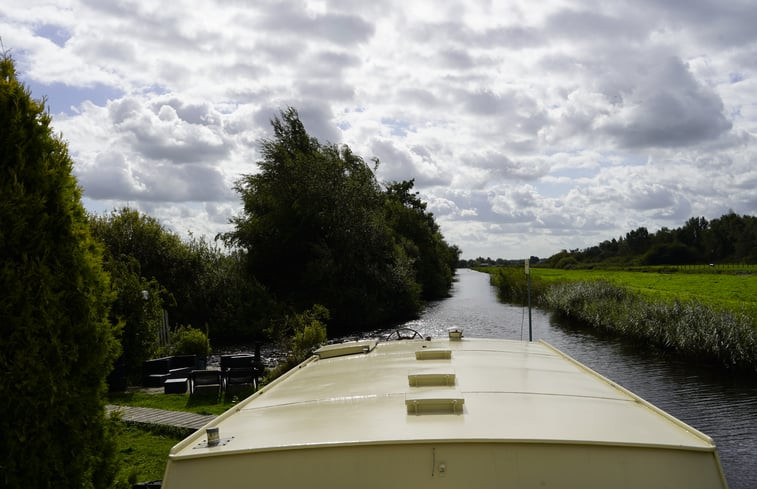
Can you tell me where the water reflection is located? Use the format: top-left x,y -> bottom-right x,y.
396,268 -> 757,489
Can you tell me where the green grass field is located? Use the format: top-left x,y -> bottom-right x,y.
531,267 -> 757,320
116,425 -> 183,484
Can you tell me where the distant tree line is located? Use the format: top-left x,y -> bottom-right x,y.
458,256 -> 541,268
542,213 -> 757,268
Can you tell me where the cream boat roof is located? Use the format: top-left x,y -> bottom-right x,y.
169,337 -> 718,457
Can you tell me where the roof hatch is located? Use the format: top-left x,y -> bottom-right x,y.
406,390 -> 465,415
415,349 -> 452,360
314,340 -> 378,359
408,370 -> 456,387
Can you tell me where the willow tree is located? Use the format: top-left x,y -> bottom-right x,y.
0,54 -> 120,488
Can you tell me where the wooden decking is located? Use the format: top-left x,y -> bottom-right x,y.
107,405 -> 216,431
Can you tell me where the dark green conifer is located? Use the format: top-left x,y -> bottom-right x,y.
0,53 -> 120,488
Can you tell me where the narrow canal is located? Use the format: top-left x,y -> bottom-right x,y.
396,268 -> 757,489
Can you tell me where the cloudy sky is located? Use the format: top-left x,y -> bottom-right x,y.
2,0 -> 756,259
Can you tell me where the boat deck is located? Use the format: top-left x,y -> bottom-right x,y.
162,337 -> 728,488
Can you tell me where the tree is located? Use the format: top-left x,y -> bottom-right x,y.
89,208 -> 185,317
677,216 -> 709,260
223,108 -> 423,334
624,226 -> 651,256
384,180 -> 460,299
0,53 -> 120,488
90,208 -> 275,344
103,256 -> 165,385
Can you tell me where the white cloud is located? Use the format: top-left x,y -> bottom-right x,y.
3,0 -> 756,259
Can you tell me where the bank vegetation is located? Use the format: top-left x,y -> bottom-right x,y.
487,267 -> 757,373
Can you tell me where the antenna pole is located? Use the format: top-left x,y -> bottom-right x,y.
525,258 -> 532,341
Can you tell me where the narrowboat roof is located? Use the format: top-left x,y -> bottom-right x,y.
163,337 -> 728,488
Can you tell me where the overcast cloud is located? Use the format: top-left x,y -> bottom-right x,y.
2,0 -> 755,259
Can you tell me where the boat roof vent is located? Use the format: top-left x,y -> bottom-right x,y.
448,327 -> 463,341
415,349 -> 452,360
408,370 -> 456,387
314,339 -> 378,359
406,390 -> 464,415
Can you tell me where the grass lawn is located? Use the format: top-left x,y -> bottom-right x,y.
109,388 -> 255,485
532,267 -> 757,320
116,424 -> 183,484
108,389 -> 253,416
108,389 -> 252,484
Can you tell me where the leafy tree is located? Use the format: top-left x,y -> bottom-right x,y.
89,208 -> 184,315
384,180 -> 460,298
90,208 -> 274,344
677,216 -> 709,260
623,226 -> 651,257
223,108 -> 424,334
643,242 -> 698,265
104,256 -> 165,385
0,53 -> 120,488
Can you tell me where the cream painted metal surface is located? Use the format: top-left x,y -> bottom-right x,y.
162,337 -> 729,488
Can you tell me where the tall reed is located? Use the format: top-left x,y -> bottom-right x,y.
488,267 -> 550,305
542,281 -> 757,372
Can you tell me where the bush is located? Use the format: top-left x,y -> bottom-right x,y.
289,304 -> 329,361
265,305 -> 329,382
170,326 -> 211,359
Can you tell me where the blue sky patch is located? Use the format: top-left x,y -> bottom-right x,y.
27,81 -> 124,115
33,24 -> 72,47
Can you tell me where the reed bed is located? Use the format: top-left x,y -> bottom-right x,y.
488,267 -> 550,305
542,281 -> 757,372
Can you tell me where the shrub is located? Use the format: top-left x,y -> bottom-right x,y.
290,304 -> 329,361
0,53 -> 120,488
171,325 -> 211,359
265,305 -> 329,381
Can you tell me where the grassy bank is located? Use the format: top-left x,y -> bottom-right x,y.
115,424 -> 184,486
542,280 -> 757,371
482,266 -> 757,372
533,267 -> 757,320
108,389 -> 250,486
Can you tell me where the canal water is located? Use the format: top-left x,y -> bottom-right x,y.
395,268 -> 757,489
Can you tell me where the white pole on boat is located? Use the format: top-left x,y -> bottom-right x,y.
525,258 -> 532,341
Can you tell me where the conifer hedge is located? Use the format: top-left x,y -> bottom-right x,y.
0,54 -> 120,488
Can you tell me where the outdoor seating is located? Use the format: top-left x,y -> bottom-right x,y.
190,370 -> 222,396
142,357 -> 171,387
224,367 -> 256,393
164,377 -> 188,394
143,352 -> 263,397
220,354 -> 260,392
141,355 -> 197,387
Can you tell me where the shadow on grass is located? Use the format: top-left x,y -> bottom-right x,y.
108,384 -> 258,417
186,385 -> 256,414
